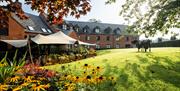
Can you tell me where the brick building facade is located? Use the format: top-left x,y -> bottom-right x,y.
57,21 -> 139,49
0,11 -> 138,49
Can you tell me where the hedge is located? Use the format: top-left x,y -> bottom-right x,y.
151,40 -> 180,47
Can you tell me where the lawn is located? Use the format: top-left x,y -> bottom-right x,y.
45,47 -> 180,91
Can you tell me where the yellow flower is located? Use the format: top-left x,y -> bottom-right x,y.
10,76 -> 20,83
21,82 -> 29,87
109,76 -> 116,81
31,84 -> 46,91
13,86 -> 22,91
24,76 -> 33,82
96,66 -> 102,72
41,84 -> 50,89
0,84 -> 8,91
83,63 -> 91,69
38,77 -> 46,81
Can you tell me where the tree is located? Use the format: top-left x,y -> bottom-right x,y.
0,0 -> 91,28
106,0 -> 180,37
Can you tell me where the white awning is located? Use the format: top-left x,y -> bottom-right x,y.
31,31 -> 96,46
47,31 -> 96,45
1,39 -> 28,48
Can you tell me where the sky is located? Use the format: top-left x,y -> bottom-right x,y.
1,0 -> 179,41
21,0 -> 126,24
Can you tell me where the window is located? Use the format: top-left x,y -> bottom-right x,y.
47,29 -> 52,33
41,28 -> 47,32
95,28 -> 100,33
0,28 -> 8,36
96,45 -> 100,49
70,26 -> 73,30
84,29 -> 87,33
126,37 -> 129,41
86,36 -> 90,41
116,44 -> 120,48
62,24 -> 67,30
96,36 -> 100,41
28,26 -> 34,31
76,28 -> 79,32
116,30 -> 121,34
106,45 -> 111,48
106,36 -> 110,41
116,37 -> 120,41
114,28 -> 121,35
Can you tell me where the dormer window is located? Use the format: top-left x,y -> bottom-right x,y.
76,28 -> 79,32
114,28 -> 121,35
95,28 -> 100,33
83,25 -> 89,33
47,29 -> 52,33
116,30 -> 121,34
84,29 -> 87,33
62,24 -> 67,30
70,26 -> 73,30
28,26 -> 34,31
104,27 -> 112,34
41,28 -> 48,32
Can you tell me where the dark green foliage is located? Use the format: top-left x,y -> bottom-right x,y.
152,40 -> 180,47
0,50 -> 26,83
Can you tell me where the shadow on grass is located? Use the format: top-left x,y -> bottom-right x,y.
102,54 -> 180,90
136,54 -> 180,87
145,55 -> 180,87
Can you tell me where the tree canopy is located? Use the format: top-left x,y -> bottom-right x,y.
106,0 -> 180,37
0,0 -> 91,28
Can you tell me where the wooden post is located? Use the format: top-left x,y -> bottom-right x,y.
27,35 -> 34,64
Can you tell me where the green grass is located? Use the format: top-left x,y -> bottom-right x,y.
45,47 -> 180,91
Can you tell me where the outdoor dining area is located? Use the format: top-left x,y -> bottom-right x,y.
0,31 -> 96,65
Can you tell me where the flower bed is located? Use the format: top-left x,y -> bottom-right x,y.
0,53 -> 116,91
44,48 -> 97,65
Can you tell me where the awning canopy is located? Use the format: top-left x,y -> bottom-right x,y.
0,31 -> 95,48
31,31 -> 96,46
31,34 -> 73,44
1,39 -> 28,48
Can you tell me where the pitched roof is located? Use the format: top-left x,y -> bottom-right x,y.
11,13 -> 53,34
65,21 -> 128,35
